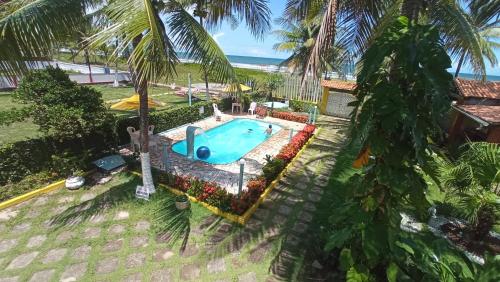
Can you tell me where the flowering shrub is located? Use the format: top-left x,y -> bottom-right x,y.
197,181 -> 218,201
255,106 -> 267,118
174,175 -> 191,192
205,189 -> 233,211
276,124 -> 316,163
231,177 -> 266,215
187,178 -> 204,198
155,124 -> 315,216
271,111 -> 308,123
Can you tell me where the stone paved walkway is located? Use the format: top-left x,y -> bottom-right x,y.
0,115 -> 347,282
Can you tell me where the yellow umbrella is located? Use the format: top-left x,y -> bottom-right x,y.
222,83 -> 251,93
110,94 -> 164,110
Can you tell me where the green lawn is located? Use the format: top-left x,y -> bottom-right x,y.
0,85 -> 189,144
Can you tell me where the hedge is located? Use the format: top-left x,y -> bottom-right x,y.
0,99 -> 230,186
0,124 -> 116,185
289,100 -> 318,113
115,100 -> 221,144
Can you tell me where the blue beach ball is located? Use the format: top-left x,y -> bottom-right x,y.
196,146 -> 211,160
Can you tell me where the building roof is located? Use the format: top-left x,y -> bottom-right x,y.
321,79 -> 356,92
455,78 -> 500,100
455,104 -> 500,125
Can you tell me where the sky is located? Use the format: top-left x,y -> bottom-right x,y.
210,1 -> 500,76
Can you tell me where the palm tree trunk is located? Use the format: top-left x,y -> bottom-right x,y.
84,49 -> 93,83
130,35 -> 155,194
454,53 -> 466,78
198,15 -> 211,101
401,0 -> 422,21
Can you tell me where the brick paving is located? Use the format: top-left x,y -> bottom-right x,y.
0,115 -> 347,281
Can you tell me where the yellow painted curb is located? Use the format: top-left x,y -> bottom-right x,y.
0,170 -> 96,211
0,179 -> 65,211
143,127 -> 322,225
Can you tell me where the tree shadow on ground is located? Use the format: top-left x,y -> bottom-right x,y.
47,172 -> 196,253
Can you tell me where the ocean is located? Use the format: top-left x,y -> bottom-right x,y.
179,52 -> 500,81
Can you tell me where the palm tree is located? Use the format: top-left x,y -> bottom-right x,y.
449,0 -> 500,78
179,0 -> 271,100
441,142 -> 500,239
284,0 -> 496,80
273,18 -> 353,79
273,18 -> 320,75
0,0 -> 270,193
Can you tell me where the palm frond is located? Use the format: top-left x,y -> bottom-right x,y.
89,0 -> 178,85
0,0 -> 96,77
167,7 -> 235,83
433,0 -> 487,79
203,0 -> 271,39
303,0 -> 339,79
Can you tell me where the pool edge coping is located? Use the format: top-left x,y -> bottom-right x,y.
169,117 -> 287,165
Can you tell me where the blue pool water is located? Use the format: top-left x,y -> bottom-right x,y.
172,119 -> 282,164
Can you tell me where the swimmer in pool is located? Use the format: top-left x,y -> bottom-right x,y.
248,128 -> 253,133
265,124 -> 272,135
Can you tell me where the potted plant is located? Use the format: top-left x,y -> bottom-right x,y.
52,152 -> 86,190
175,194 -> 190,210
65,169 -> 86,190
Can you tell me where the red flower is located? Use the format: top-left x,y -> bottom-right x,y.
271,111 -> 308,123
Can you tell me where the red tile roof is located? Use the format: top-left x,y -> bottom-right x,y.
321,79 -> 356,92
455,78 -> 500,100
456,105 -> 500,125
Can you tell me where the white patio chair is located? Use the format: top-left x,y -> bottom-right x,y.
127,127 -> 140,152
213,103 -> 222,121
248,102 -> 257,115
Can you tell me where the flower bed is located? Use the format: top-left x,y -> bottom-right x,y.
255,106 -> 308,123
271,111 -> 308,123
155,123 -> 317,216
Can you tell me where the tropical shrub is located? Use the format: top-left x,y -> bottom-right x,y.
205,188 -> 233,211
262,155 -> 285,183
276,124 -> 316,163
11,67 -> 113,139
255,106 -> 267,117
289,100 -> 317,113
0,126 -> 115,185
187,178 -> 204,198
271,111 -> 308,123
441,142 -> 500,240
231,177 -> 267,215
323,17 -> 476,280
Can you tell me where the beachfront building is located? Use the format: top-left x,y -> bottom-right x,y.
319,79 -> 356,119
449,79 -> 500,143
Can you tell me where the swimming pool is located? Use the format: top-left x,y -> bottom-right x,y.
172,119 -> 282,164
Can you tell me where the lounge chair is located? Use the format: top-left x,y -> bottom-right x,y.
212,103 -> 222,121
248,102 -> 257,115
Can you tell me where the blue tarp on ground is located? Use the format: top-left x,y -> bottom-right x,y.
93,155 -> 126,172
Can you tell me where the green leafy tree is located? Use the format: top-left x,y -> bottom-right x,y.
326,17 -> 476,280
441,142 -> 500,239
12,66 -> 111,139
